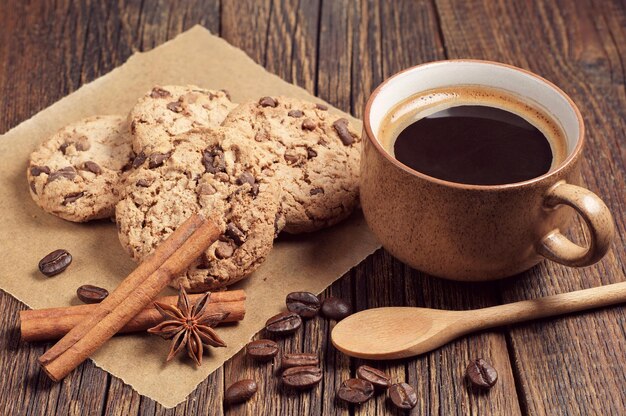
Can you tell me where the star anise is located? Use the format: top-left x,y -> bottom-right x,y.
147,287 -> 228,366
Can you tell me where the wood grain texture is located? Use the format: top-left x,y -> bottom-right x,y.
0,0 -> 624,414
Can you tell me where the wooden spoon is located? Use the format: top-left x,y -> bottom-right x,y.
331,280 -> 626,360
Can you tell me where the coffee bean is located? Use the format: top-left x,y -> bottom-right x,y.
337,378 -> 374,404
148,152 -> 170,169
259,96 -> 278,108
38,249 -> 72,277
281,353 -> 319,370
215,241 -> 235,259
224,379 -> 257,405
132,152 -> 147,168
265,311 -> 302,335
150,87 -> 171,98
333,118 -> 355,145
301,118 -> 317,131
288,109 -> 303,118
62,191 -> 85,205
388,382 -> 417,410
356,365 -> 391,390
286,291 -> 320,319
83,161 -> 102,174
281,366 -> 322,389
77,284 -> 109,304
30,165 -> 50,176
246,339 -> 279,362
321,297 -> 352,320
466,358 -> 498,389
225,223 -> 246,246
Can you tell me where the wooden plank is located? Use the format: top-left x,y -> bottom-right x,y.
435,0 -> 626,414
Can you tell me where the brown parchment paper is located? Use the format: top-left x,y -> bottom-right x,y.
0,26 -> 380,408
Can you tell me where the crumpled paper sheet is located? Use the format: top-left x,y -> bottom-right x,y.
0,26 -> 380,408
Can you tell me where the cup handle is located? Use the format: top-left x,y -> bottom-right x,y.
537,181 -> 614,267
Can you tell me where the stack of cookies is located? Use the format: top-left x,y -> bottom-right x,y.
27,86 -> 361,292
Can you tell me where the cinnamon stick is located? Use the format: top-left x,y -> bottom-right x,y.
21,290 -> 245,342
39,213 -> 221,381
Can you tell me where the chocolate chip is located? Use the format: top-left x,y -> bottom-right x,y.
59,142 -> 71,154
225,223 -> 246,246
83,161 -> 101,175
333,118 -> 355,145
47,167 -> 76,183
150,87 -> 171,98
284,153 -> 299,164
215,241 -> 234,259
202,147 -> 226,174
136,178 -> 153,188
301,119 -> 316,131
62,191 -> 85,205
310,187 -> 324,196
251,183 -> 259,197
121,160 -> 133,172
220,89 -> 231,100
75,138 -> 90,151
132,152 -> 147,168
259,96 -> 277,107
30,166 -> 50,176
148,152 -> 170,169
166,101 -> 183,113
307,148 -> 317,159
237,172 -> 255,186
288,109 -> 303,118
466,358 -> 498,389
315,103 -> 328,110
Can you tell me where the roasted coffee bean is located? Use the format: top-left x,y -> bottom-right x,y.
150,87 -> 171,98
38,249 -> 72,277
77,284 -> 109,304
466,358 -> 498,389
83,161 -> 102,174
30,165 -> 50,176
286,291 -> 320,318
321,296 -> 352,320
148,152 -> 170,169
301,118 -> 317,131
215,241 -> 235,259
388,383 -> 417,409
166,101 -> 183,113
47,167 -> 76,183
224,379 -> 257,405
259,96 -> 278,107
237,172 -> 255,186
315,103 -> 328,111
62,192 -> 85,205
333,118 -> 355,145
265,311 -> 302,335
281,353 -> 319,370
307,148 -> 317,159
225,223 -> 246,246
281,366 -> 322,389
246,339 -> 279,362
337,379 -> 374,404
356,365 -> 391,390
310,187 -> 324,196
132,152 -> 147,168
288,109 -> 303,118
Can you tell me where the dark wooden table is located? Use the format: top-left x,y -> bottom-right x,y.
1,0 -> 625,414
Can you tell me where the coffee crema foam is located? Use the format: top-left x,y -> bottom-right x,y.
379,86 -> 568,171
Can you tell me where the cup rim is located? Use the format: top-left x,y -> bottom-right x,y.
363,59 -> 585,190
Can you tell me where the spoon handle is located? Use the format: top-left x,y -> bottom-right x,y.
471,280 -> 626,330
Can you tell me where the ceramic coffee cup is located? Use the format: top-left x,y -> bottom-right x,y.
361,60 -> 614,280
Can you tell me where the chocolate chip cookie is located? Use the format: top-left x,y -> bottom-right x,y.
27,115 -> 134,222
129,85 -> 236,155
115,127 -> 283,292
222,96 -> 361,233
